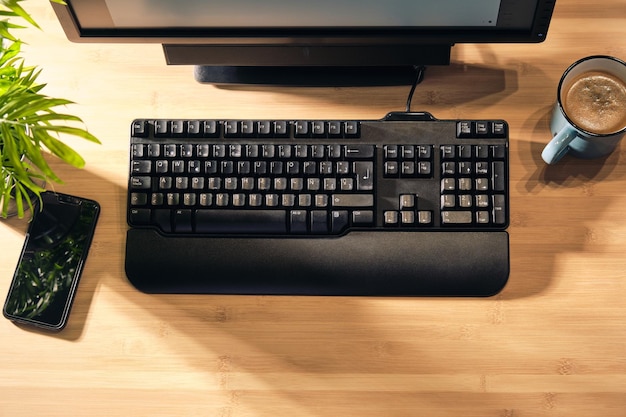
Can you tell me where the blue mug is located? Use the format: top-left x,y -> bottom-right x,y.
542,56 -> 626,165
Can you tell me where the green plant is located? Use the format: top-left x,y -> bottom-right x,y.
0,0 -> 100,218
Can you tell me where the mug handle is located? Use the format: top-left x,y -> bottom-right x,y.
541,126 -> 578,164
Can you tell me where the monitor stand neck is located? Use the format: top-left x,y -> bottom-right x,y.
163,43 -> 451,86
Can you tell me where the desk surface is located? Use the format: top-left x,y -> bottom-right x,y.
1,2 -> 625,416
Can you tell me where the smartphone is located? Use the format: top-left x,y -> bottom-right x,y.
3,191 -> 100,331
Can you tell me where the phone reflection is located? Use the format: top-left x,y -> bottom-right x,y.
3,192 -> 99,330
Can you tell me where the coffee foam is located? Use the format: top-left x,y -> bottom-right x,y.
562,70 -> 626,135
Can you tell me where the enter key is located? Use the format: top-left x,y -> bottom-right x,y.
354,161 -> 374,190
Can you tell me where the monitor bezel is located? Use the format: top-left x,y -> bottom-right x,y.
50,0 -> 556,85
51,0 -> 556,45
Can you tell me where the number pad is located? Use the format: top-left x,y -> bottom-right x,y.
439,144 -> 507,227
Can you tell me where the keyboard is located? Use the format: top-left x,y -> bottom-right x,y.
125,112 -> 510,296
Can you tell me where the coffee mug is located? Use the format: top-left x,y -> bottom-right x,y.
541,55 -> 626,164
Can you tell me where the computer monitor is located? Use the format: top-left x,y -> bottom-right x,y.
51,0 -> 556,86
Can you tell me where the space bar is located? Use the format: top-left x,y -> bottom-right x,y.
195,209 -> 288,234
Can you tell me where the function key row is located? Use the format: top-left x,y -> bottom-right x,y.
132,119 -> 361,139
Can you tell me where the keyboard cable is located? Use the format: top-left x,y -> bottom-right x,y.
405,65 -> 426,112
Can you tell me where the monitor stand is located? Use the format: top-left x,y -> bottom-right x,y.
163,43 -> 451,86
193,65 -> 425,87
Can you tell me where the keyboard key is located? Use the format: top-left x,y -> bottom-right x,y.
475,121 -> 489,135
401,145 -> 415,159
418,211 -> 433,225
331,194 -> 374,207
295,121 -> 310,137
171,120 -> 185,136
130,192 -> 148,206
352,210 -> 374,225
401,211 -> 415,225
312,121 -> 326,136
154,120 -> 169,136
442,211 -> 473,224
441,145 -> 455,159
492,145 -> 506,159
492,122 -> 507,138
153,209 -> 173,233
224,121 -> 239,136
344,121 -> 360,137
132,120 -> 147,137
328,121 -> 342,137
492,195 -> 506,224
384,145 -> 398,159
151,193 -> 164,206
384,211 -> 399,225
400,194 -> 415,209
174,209 -> 193,233
331,210 -> 349,233
492,161 -> 506,191
384,161 -> 398,176
458,145 -> 472,159
131,176 -> 151,189
327,144 -> 342,158
310,210 -> 329,233
274,121 -> 289,136
257,121 -> 272,135
354,162 -> 374,190
129,208 -> 151,225
241,120 -> 255,136
290,210 -> 308,233
456,121 -> 472,138
477,211 -> 490,224
202,121 -> 218,137
132,160 -> 152,174
132,144 -> 145,158
340,178 -> 353,191
418,161 -> 432,176
417,145 -> 431,159
196,210 -> 288,234
344,145 -> 375,159
187,120 -> 201,136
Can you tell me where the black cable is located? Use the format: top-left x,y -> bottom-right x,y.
405,65 -> 426,112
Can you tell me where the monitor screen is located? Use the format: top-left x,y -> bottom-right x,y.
51,0 -> 556,85
66,0 -> 513,29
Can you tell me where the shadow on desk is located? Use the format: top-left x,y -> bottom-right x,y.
2,160 -> 127,341
509,105 -> 625,299
213,61 -> 517,113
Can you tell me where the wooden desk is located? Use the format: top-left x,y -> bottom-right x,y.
1,2 -> 625,416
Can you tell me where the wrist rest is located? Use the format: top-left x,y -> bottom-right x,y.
125,229 -> 509,296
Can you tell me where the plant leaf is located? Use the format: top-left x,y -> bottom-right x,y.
0,0 -> 40,29
0,3 -> 101,218
37,125 -> 101,144
31,128 -> 86,168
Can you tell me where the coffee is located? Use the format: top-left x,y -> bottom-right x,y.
562,70 -> 626,135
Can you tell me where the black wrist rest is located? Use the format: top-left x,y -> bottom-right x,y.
125,229 -> 509,296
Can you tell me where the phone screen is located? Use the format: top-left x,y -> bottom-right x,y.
3,192 -> 100,331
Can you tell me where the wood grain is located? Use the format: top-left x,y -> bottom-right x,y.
1,1 -> 625,416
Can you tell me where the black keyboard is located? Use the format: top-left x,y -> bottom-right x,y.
125,112 -> 510,296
